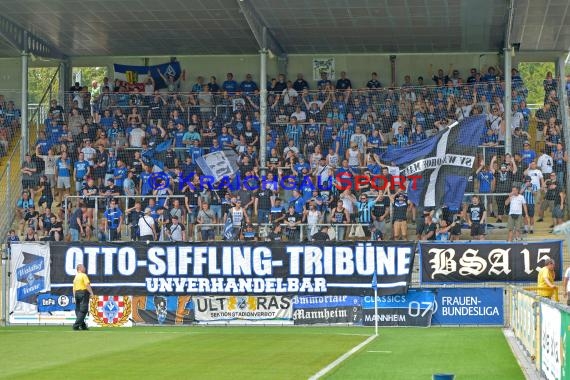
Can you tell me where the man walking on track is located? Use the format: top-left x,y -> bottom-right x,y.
73,264 -> 94,331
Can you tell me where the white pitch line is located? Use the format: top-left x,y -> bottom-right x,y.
308,334 -> 377,380
335,333 -> 372,337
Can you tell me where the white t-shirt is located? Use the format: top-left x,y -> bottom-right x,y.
138,215 -> 155,237
508,194 -> 526,215
565,267 -> 570,292
129,128 -> 146,148
537,154 -> 553,174
526,169 -> 543,189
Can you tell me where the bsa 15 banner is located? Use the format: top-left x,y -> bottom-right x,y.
420,240 -> 562,283
49,242 -> 415,296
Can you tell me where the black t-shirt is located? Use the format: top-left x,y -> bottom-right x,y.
467,203 -> 486,223
312,232 -> 330,241
82,185 -> 99,207
495,170 -> 513,193
422,222 -> 437,240
257,189 -> 273,210
185,188 -> 200,208
373,197 -> 390,218
285,213 -> 302,229
70,209 -> 83,229
392,200 -> 408,221
465,173 -> 475,193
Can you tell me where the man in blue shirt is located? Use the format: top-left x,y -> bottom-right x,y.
289,189 -> 306,215
476,160 -> 495,217
74,152 -> 90,194
55,151 -> 72,204
103,198 -> 123,241
520,141 -> 536,167
222,73 -> 238,93
240,74 -> 258,94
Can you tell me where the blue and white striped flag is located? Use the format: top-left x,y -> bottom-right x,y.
381,115 -> 487,210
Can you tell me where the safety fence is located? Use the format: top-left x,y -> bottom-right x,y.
58,191 -> 513,244
508,286 -> 570,380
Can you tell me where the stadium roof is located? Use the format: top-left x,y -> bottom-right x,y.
0,0 -> 567,59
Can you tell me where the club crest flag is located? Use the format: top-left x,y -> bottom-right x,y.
381,115 -> 486,210
88,295 -> 133,327
114,61 -> 181,90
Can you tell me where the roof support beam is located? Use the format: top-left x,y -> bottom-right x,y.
0,15 -> 67,60
237,0 -> 286,58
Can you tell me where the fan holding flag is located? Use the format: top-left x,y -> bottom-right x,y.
380,115 -> 487,214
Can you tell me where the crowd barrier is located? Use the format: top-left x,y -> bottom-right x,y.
508,286 -> 570,380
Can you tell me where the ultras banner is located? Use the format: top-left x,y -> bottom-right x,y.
420,240 -> 562,283
49,242 -> 415,296
194,296 -> 292,323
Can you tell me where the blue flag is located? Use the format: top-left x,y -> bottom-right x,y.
381,115 -> 486,210
141,139 -> 172,171
223,217 -> 234,240
114,61 -> 182,90
372,272 -> 378,290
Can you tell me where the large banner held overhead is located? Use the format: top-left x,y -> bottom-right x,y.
420,241 -> 562,283
380,115 -> 486,210
49,242 -> 415,296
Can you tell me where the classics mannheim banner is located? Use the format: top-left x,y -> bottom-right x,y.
49,242 -> 416,296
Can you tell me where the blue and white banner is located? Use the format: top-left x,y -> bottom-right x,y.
113,61 -> 182,90
37,294 -> 75,312
431,288 -> 504,325
381,115 -> 486,209
9,243 -> 50,309
362,289 -> 435,327
49,242 -> 416,296
196,150 -> 240,184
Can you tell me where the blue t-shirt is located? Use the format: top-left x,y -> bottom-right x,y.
520,149 -> 536,167
74,160 -> 89,180
104,207 -> 123,229
114,167 -> 128,187
56,158 -> 71,177
478,171 -> 494,193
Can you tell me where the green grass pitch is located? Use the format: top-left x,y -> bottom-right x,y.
0,326 -> 523,379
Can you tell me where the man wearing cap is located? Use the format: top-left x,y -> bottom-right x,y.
138,208 -> 156,241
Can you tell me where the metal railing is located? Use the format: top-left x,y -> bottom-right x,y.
62,194 -> 191,240
0,139 -> 22,240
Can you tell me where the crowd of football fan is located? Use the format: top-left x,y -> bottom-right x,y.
8,66 -> 570,246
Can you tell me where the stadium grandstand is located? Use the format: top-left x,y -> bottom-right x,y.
0,0 -> 570,378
